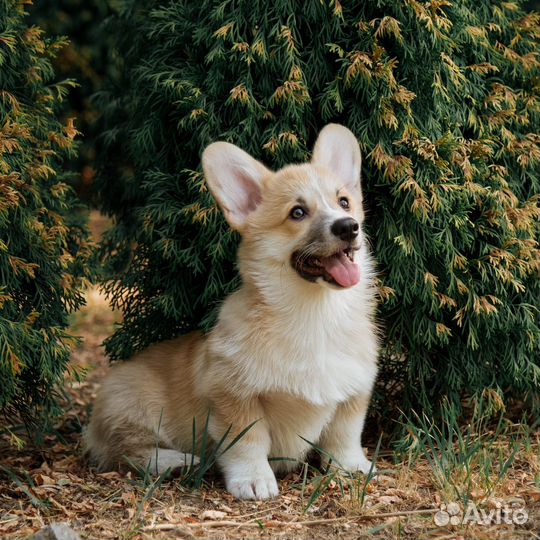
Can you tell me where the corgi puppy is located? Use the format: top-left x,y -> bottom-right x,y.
84,124 -> 379,500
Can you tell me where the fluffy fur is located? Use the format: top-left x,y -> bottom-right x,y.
84,124 -> 379,500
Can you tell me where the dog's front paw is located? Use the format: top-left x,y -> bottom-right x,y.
226,472 -> 279,500
339,453 -> 376,475
347,456 -> 377,475
325,449 -> 376,475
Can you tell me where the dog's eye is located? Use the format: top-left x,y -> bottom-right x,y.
290,206 -> 307,220
339,197 -> 350,210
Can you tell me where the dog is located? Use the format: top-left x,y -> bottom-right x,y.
84,124 -> 379,500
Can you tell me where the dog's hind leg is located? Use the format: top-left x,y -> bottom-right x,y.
146,448 -> 199,475
84,415 -> 199,475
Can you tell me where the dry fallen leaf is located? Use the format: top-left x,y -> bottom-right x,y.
200,509 -> 227,520
33,474 -> 55,486
97,471 -> 122,480
378,495 -> 403,505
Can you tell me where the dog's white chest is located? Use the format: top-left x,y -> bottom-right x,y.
254,330 -> 376,404
210,288 -> 378,405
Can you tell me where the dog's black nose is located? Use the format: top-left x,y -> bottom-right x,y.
331,217 -> 359,242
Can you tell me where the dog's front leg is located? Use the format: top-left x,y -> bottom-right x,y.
319,394 -> 375,475
209,391 -> 278,500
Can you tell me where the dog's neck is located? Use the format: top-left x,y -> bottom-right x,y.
232,239 -> 373,322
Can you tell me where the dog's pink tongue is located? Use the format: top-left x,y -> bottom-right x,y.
321,252 -> 360,288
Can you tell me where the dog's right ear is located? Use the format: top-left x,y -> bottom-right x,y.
312,124 -> 362,201
202,142 -> 269,231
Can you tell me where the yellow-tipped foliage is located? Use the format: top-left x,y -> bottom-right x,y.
95,0 -> 540,433
0,1 -> 92,433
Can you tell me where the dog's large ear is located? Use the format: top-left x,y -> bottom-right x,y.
202,142 -> 270,231
311,124 -> 362,198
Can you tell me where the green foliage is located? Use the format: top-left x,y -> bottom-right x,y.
95,0 -> 540,431
0,0 -> 92,432
28,0 -> 112,199
293,437 -> 381,512
397,398 -> 530,503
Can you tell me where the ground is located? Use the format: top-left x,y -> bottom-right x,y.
0,217 -> 539,539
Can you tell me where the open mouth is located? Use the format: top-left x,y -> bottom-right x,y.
291,247 -> 360,288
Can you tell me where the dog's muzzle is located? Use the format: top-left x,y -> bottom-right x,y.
291,245 -> 360,289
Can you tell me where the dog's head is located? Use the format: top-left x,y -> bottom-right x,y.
202,124 -> 365,290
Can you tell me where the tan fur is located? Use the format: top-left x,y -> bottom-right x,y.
84,333 -> 209,471
85,124 -> 380,499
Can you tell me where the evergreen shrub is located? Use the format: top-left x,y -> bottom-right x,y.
0,0 -> 91,432
95,0 -> 540,430
28,0 -> 112,199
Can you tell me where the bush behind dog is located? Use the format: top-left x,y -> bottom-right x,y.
94,0 -> 540,432
0,1 -> 93,433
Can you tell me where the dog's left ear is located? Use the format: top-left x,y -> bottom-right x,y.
311,124 -> 362,198
202,141 -> 270,231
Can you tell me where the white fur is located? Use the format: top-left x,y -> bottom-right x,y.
148,449 -> 199,475
206,246 -> 377,405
